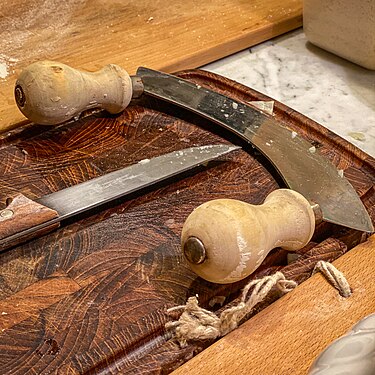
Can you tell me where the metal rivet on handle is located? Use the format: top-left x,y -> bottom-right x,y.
0,209 -> 14,219
15,85 -> 26,108
183,236 -> 207,265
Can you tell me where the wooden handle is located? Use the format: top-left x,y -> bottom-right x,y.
181,189 -> 315,284
15,61 -> 133,125
0,194 -> 59,250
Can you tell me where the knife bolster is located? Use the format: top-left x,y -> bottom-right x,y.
0,194 -> 59,241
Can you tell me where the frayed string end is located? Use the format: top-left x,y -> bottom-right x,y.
166,271 -> 297,347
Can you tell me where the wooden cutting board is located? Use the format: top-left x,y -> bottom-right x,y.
0,69 -> 373,374
0,0 -> 302,133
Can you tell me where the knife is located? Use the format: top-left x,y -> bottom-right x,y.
0,144 -> 239,251
14,61 -> 372,234
14,62 -> 373,273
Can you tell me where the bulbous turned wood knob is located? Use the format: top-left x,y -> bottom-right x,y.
181,189 -> 316,284
15,61 -> 134,125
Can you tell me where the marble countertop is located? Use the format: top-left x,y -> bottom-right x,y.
203,29 -> 375,158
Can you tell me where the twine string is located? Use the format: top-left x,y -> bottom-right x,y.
166,261 -> 351,347
166,271 -> 297,347
312,260 -> 352,298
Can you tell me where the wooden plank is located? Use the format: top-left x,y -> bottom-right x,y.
0,0 -> 302,133
172,235 -> 375,375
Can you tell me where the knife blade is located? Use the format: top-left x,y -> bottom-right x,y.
14,61 -> 373,233
0,144 -> 239,251
137,68 -> 373,234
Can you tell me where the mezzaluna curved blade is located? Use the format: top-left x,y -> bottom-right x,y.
137,67 -> 373,233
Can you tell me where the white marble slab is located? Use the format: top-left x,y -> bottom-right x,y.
204,29 -> 375,157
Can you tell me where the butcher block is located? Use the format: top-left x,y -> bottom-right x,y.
0,69 -> 374,374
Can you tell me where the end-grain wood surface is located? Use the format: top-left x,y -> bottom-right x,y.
0,0 -> 302,133
0,70 -> 373,374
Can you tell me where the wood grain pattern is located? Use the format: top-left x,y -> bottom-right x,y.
0,70 -> 373,374
172,236 -> 375,375
0,272 -> 81,331
0,0 -> 302,133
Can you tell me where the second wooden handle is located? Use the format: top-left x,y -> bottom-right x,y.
15,61 -> 133,125
181,189 -> 316,284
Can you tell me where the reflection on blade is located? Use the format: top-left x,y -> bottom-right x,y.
0,144 -> 239,250
137,67 -> 373,233
37,144 -> 240,219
